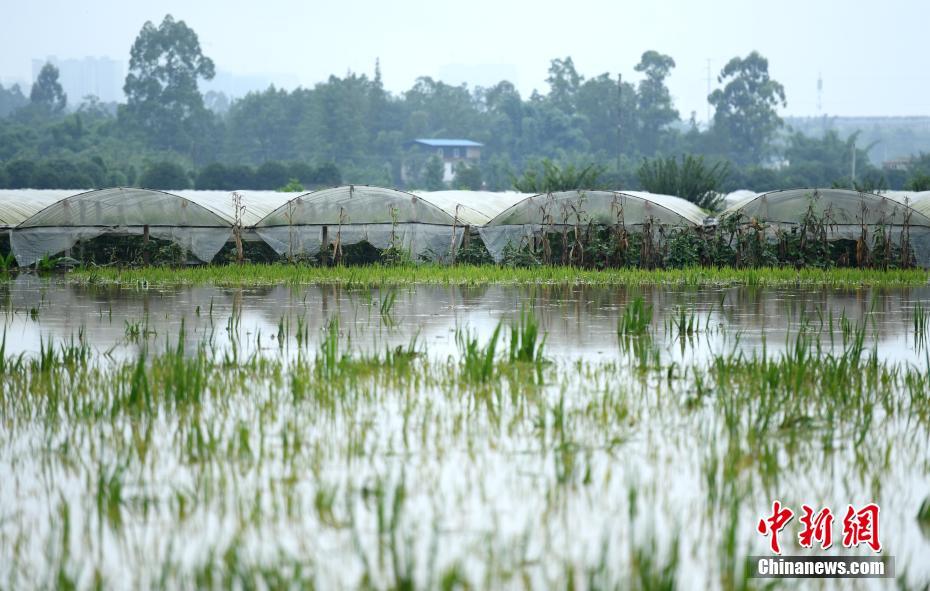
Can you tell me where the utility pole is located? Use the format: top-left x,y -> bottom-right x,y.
706,59 -> 712,126
617,73 -> 622,169
816,72 -> 823,114
817,73 -> 825,134
851,142 -> 857,184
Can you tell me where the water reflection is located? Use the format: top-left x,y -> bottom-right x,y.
2,276 -> 928,364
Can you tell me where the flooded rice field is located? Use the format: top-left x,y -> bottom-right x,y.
2,276 -> 930,589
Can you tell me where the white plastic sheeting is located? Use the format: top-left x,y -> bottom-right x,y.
411,191 -> 533,226
255,186 -> 467,261
724,188 -> 930,267
0,190 -> 74,228
721,190 -> 759,210
913,192 -> 930,220
724,188 -> 930,225
10,188 -> 237,265
174,190 -> 297,228
478,190 -> 707,262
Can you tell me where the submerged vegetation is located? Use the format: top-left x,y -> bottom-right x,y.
1,294 -> 930,588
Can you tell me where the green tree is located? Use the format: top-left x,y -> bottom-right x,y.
453,163 -> 482,190
781,130 -> 877,188
546,57 -> 583,114
0,83 -> 28,117
31,159 -> 94,189
634,51 -> 678,156
512,159 -> 605,193
423,156 -> 445,190
226,86 -> 303,163
403,77 -> 482,139
139,161 -> 190,189
254,161 -> 290,189
226,164 -> 256,189
121,15 -> 215,153
906,152 -> 930,177
708,52 -> 786,166
637,155 -> 729,211
5,160 -> 36,188
277,178 -> 305,192
195,163 -> 231,189
30,63 -> 67,113
906,173 -> 930,191
480,81 -> 523,157
310,162 -> 342,187
575,73 -> 637,157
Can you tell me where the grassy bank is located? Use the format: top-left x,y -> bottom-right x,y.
67,263 -> 930,288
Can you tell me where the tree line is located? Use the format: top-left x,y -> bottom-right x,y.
2,14 -> 929,196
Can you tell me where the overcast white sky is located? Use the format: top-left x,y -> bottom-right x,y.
1,0 -> 927,120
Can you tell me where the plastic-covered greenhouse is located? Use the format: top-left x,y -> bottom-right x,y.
723,188 -> 930,266
254,186 -> 529,261
9,188 -> 295,266
0,190 -> 75,229
478,190 -> 708,262
6,186 -> 930,268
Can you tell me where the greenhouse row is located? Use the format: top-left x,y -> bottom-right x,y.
2,186 -> 930,266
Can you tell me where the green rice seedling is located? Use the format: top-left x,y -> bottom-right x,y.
617,296 -> 653,337
918,496 -> 930,528
315,318 -> 346,379
95,461 -> 127,530
382,334 -> 422,372
379,289 -> 398,327
124,318 -> 156,342
629,535 -> 680,591
35,254 -> 58,274
126,350 -> 151,415
276,314 -> 287,349
163,325 -> 210,407
456,323 -> 502,383
666,305 -> 698,339
438,563 -> 471,591
0,252 -> 15,274
294,315 -> 309,349
621,331 -> 661,373
69,263 -> 930,289
914,300 -> 929,348
508,307 -> 547,364
314,482 -> 341,528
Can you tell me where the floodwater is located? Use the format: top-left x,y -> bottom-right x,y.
3,276 -> 929,364
2,277 -> 930,589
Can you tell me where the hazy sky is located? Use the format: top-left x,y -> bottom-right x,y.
1,0 -> 927,120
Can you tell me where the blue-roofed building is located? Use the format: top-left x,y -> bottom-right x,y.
405,138 -> 484,183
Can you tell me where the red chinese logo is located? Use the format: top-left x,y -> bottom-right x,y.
757,500 -> 794,555
798,505 -> 834,550
842,503 -> 881,552
757,502 -> 881,554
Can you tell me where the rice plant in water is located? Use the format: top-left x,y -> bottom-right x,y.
617,296 -> 653,336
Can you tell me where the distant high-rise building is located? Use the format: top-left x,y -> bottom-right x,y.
32,56 -> 124,104
201,70 -> 301,99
